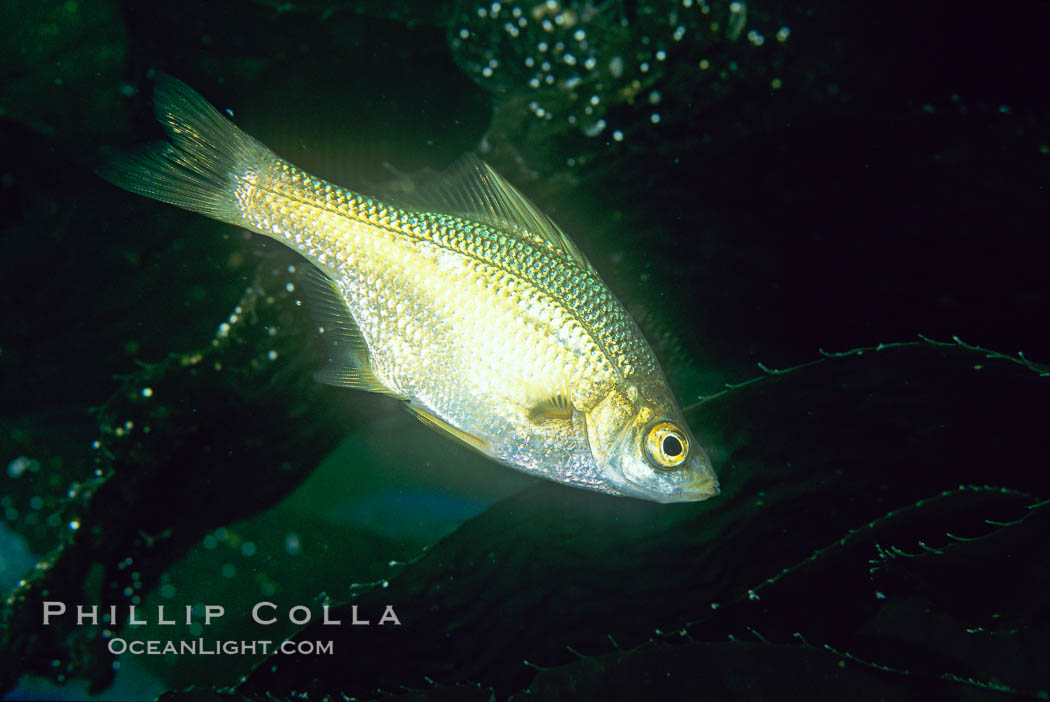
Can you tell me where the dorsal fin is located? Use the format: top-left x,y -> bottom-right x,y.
299,267 -> 397,397
387,154 -> 596,274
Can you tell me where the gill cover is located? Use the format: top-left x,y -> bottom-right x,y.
583,387 -> 638,474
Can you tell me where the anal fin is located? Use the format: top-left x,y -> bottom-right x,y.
300,267 -> 398,397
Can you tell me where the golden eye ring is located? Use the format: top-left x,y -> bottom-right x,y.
644,421 -> 689,471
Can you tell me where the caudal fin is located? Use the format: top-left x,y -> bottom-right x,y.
97,74 -> 273,224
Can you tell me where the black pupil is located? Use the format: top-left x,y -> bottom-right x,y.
662,435 -> 683,457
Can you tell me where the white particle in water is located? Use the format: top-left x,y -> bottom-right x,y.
656,50 -> 667,61
728,1 -> 747,41
776,26 -> 791,42
582,119 -> 607,137
609,55 -> 624,78
459,28 -> 470,39
285,282 -> 295,293
613,129 -> 624,141
141,387 -> 153,398
7,456 -> 33,479
650,112 -> 661,124
573,29 -> 585,41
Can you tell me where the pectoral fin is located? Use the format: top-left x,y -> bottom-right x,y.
527,393 -> 574,424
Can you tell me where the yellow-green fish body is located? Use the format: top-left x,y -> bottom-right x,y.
100,76 -> 719,503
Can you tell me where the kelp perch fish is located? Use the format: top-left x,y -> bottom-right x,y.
99,75 -> 719,503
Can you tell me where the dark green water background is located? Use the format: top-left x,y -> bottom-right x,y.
2,1 -> 1048,700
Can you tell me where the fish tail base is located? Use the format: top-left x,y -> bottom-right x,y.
97,74 -> 272,224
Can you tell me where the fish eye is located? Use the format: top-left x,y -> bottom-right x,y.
644,421 -> 689,471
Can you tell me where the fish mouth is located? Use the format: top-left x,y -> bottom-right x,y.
630,475 -> 721,504
666,477 -> 721,503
